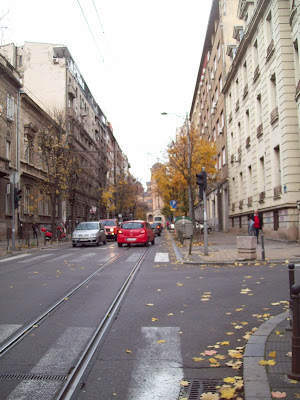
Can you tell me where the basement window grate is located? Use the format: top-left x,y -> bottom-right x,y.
178,379 -> 221,400
0,373 -> 67,381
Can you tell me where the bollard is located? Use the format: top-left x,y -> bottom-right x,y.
288,284 -> 300,380
288,264 -> 295,329
261,232 -> 265,260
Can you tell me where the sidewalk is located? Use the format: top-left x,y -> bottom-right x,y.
168,230 -> 300,399
169,230 -> 300,264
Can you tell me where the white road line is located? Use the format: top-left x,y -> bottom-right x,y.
18,254 -> 53,263
0,254 -> 31,263
44,253 -> 73,262
126,253 -> 143,262
68,253 -> 97,263
0,324 -> 23,343
7,327 -> 94,400
127,327 -> 183,400
154,253 -> 169,262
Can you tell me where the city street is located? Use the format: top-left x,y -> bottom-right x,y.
0,232 -> 295,399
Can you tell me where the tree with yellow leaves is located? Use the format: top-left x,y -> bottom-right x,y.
153,126 -> 217,219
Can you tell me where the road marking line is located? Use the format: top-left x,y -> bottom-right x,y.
0,324 -> 23,343
6,327 -> 94,400
126,253 -> 143,262
154,253 -> 169,262
128,327 -> 183,400
45,254 -> 73,262
19,254 -> 53,263
0,254 -> 31,263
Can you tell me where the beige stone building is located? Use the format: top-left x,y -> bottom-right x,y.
146,163 -> 164,223
223,0 -> 300,240
0,42 -> 129,225
190,0 -> 241,231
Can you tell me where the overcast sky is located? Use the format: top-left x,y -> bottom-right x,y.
1,0 -> 213,188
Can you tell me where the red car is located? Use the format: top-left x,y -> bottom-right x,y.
99,219 -> 119,240
117,220 -> 155,247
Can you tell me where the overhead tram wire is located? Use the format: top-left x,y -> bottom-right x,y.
76,0 -> 104,63
92,0 -> 105,34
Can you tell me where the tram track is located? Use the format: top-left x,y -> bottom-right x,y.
0,246 -> 150,400
0,248 -> 130,357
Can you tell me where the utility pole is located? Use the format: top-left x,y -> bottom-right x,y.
196,168 -> 208,255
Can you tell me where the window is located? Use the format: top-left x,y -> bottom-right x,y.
260,157 -> 266,192
274,145 -> 281,186
6,184 -> 11,214
6,140 -> 11,160
24,187 -> 30,214
218,153 -> 221,170
294,40 -> 300,84
222,147 -> 226,165
217,42 -> 221,60
6,94 -> 14,122
243,61 -> 248,86
219,75 -> 223,92
247,166 -> 253,197
213,128 -> 216,141
256,94 -> 262,127
220,111 -> 224,129
270,72 -> 277,110
266,11 -> 273,43
239,172 -> 243,200
214,56 -> 217,71
253,40 -> 259,72
274,210 -> 279,231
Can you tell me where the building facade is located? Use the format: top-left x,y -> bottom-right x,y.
223,0 -> 300,240
190,0 -> 241,232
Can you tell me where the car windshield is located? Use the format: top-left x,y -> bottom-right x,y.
122,222 -> 143,229
100,220 -> 115,226
76,222 -> 99,230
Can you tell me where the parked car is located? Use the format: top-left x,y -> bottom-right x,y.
150,222 -> 163,236
72,221 -> 106,247
196,222 -> 212,234
99,219 -> 119,240
117,220 -> 155,247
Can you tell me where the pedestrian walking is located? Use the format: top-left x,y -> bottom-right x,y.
32,222 -> 38,239
75,217 -> 80,226
249,210 -> 263,243
248,216 -> 254,236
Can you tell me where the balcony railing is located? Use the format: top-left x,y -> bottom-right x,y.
256,123 -> 263,138
247,196 -> 253,206
246,136 -> 250,148
273,185 -> 282,198
270,107 -> 279,124
243,84 -> 248,99
253,65 -> 260,82
259,191 -> 265,202
266,39 -> 274,61
296,80 -> 300,100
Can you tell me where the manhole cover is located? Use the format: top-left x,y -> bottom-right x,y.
178,379 -> 221,399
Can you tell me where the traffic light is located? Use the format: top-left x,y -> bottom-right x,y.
196,171 -> 207,189
14,188 -> 22,209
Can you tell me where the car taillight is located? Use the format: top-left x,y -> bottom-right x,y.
118,230 -> 122,234
141,230 -> 146,233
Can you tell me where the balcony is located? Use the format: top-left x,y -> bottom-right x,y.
239,200 -> 243,209
256,123 -> 263,138
67,107 -> 76,119
295,80 -> 300,101
259,191 -> 265,202
273,185 -> 282,198
247,196 -> 253,206
68,84 -> 76,98
266,39 -> 274,61
242,84 -> 248,99
253,65 -> 260,82
245,136 -> 250,148
270,107 -> 279,124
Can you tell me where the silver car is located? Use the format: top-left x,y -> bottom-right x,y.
72,222 -> 107,247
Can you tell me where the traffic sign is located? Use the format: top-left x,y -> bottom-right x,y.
170,200 -> 177,209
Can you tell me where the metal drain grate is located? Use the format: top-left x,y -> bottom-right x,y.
0,373 -> 67,381
178,379 -> 221,400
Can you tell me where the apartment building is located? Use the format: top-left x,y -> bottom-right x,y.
0,42 -> 129,224
223,0 -> 300,240
190,0 -> 241,232
146,163 -> 164,223
0,54 -> 22,240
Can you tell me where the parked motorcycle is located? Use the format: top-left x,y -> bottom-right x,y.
41,226 -> 66,240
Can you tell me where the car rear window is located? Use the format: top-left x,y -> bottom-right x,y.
77,222 -> 98,230
122,222 -> 143,229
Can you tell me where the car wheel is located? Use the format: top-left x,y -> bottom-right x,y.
72,243 -> 76,247
118,243 -> 122,247
151,236 -> 155,245
144,239 -> 149,247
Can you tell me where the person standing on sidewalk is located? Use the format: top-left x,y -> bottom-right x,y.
249,210 -> 263,243
32,223 -> 38,239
